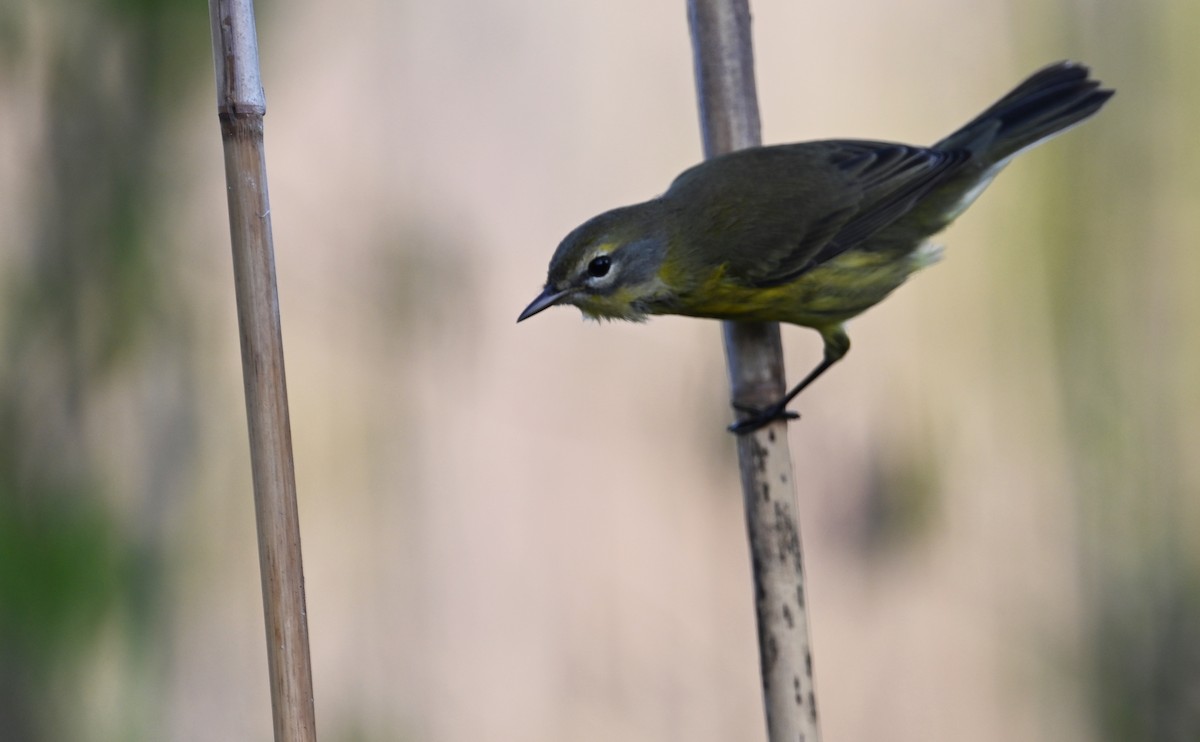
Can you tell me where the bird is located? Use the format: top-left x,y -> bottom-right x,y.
518,62 -> 1113,433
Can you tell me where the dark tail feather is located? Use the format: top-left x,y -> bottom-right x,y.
935,61 -> 1114,164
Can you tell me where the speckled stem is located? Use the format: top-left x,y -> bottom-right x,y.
686,2 -> 822,740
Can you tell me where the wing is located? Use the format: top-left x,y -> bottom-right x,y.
662,140 -> 971,287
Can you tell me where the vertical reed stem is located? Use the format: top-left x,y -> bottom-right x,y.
686,2 -> 822,739
208,2 -> 318,740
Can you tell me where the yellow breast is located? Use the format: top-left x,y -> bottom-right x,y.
666,244 -> 942,329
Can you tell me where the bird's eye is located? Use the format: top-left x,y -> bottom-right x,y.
587,255 -> 612,278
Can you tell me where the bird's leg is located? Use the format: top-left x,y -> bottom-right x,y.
728,326 -> 850,435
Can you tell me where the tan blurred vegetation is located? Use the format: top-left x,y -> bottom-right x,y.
0,0 -> 1197,740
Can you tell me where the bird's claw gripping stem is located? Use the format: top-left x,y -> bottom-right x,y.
728,403 -> 800,435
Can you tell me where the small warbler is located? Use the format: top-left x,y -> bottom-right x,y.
519,62 -> 1113,433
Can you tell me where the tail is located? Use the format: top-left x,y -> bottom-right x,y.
935,61 -> 1114,165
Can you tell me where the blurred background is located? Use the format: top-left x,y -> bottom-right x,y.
1,0 -> 1197,740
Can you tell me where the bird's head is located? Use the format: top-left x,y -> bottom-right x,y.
518,202 -> 671,323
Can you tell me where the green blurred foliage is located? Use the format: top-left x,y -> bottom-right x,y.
0,464 -> 130,739
0,474 -> 124,657
1008,0 -> 1200,739
0,0 -> 210,739
1088,570 -> 1200,742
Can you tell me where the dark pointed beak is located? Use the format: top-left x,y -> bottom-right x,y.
517,286 -> 574,322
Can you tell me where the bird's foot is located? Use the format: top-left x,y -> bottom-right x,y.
727,402 -> 800,435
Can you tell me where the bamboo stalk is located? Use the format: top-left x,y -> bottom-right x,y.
685,2 -> 822,740
208,2 -> 318,740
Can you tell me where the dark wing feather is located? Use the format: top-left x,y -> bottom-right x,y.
751,144 -> 971,286
662,140 -> 972,288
